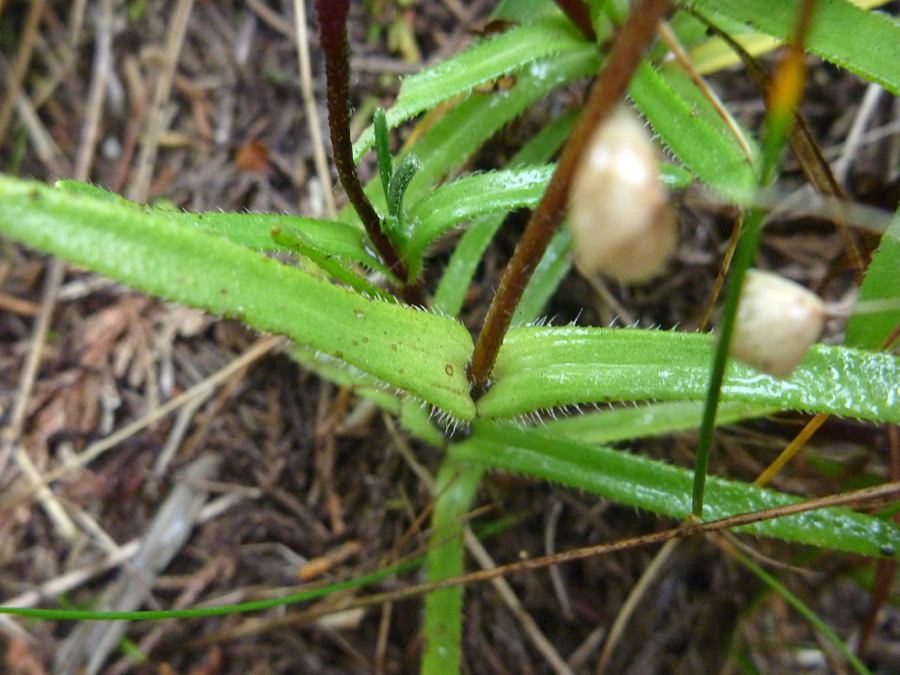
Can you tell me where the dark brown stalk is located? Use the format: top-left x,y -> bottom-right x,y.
314,0 -> 407,282
551,0 -> 597,42
467,0 -> 674,395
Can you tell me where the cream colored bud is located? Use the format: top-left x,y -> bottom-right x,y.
729,269 -> 826,378
569,105 -> 676,283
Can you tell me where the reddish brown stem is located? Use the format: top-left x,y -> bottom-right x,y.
314,0 -> 407,282
551,0 -> 597,42
467,0 -> 673,395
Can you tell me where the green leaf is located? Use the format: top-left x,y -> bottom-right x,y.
736,552 -> 874,675
432,108 -> 579,317
510,226 -> 572,328
450,420 -> 900,558
0,176 -> 476,421
423,459 -> 484,675
270,224 -> 394,300
405,166 -> 554,275
846,211 -> 900,350
352,18 -> 594,161
492,0 -> 562,22
477,327 -> 900,423
387,153 -> 421,220
543,399 -> 776,444
687,0 -> 900,95
373,107 -> 393,199
177,212 -> 389,275
629,62 -> 757,202
401,50 -> 596,206
56,181 -> 387,271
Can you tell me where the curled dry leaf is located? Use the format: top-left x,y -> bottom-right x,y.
569,105 -> 676,283
730,269 -> 826,378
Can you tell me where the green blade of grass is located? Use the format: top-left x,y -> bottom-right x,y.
477,327 -> 900,423
734,550 -> 874,675
0,556 -> 425,621
450,420 -> 900,558
0,176 -> 476,421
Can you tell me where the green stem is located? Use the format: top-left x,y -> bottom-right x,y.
422,459 -> 484,675
692,1 -> 816,517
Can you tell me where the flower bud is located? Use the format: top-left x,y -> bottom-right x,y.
729,269 -> 826,378
569,105 -> 676,283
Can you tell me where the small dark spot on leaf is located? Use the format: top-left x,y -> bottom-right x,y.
362,337 -> 368,343
335,350 -> 344,359
445,364 -> 454,376
391,344 -> 398,351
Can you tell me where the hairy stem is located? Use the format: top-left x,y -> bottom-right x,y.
314,0 -> 407,282
467,0 -> 674,394
551,0 -> 597,42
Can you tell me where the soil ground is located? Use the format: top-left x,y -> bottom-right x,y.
1,1 -> 899,673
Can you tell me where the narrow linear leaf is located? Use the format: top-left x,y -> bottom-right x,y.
450,420 -> 900,558
0,557 -> 425,620
271,225 -> 394,300
846,210 -> 900,349
57,180 -> 389,274
423,459 -> 484,675
342,49 -> 597,239
170,211 -> 389,276
687,0 -> 900,95
492,0 -> 563,22
629,61 -> 757,202
405,166 -> 554,275
432,108 -> 580,317
352,17 -> 592,160
477,327 -> 900,423
401,50 -> 598,206
543,399 -> 777,445
736,552 -> 874,675
373,107 -> 393,199
386,153 -> 420,220
0,177 -> 475,420
510,226 -> 572,328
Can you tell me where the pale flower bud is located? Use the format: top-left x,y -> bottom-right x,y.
729,269 -> 826,378
569,105 -> 676,283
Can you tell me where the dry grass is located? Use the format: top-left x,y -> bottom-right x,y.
1,1 -> 899,673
